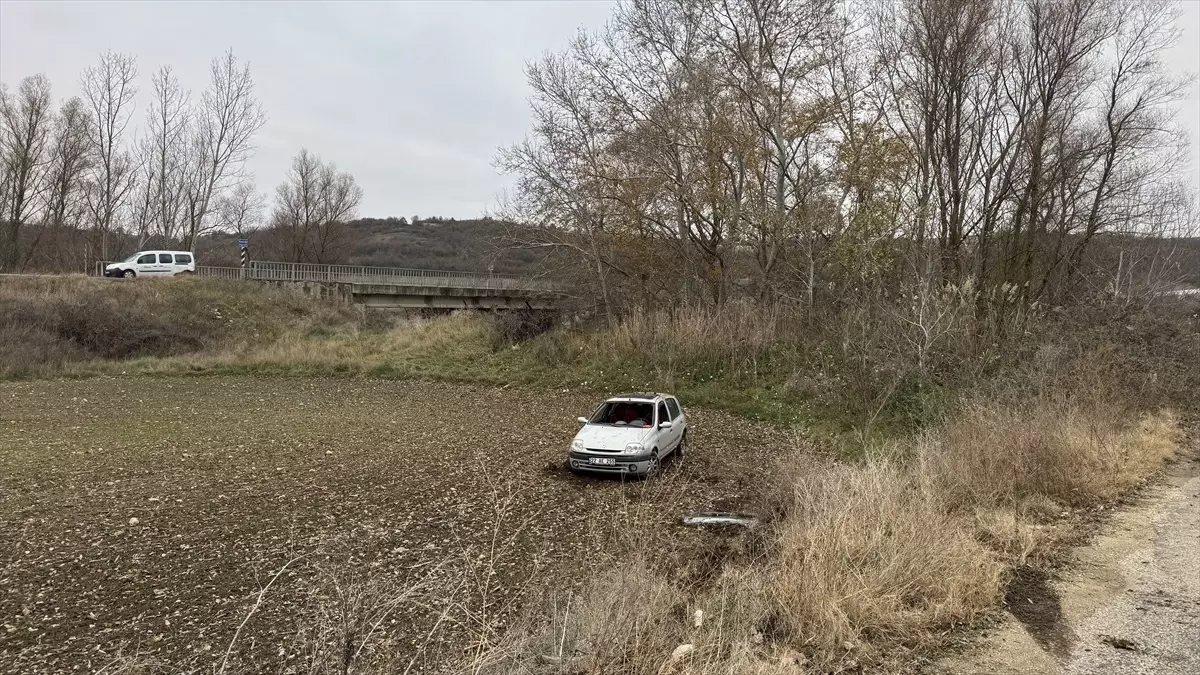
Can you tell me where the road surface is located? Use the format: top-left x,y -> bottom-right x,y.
935,449 -> 1200,675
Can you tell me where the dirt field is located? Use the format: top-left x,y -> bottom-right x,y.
0,376 -> 793,673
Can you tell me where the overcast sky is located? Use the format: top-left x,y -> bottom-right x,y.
1,0 -> 1197,220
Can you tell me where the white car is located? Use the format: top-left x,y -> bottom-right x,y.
568,393 -> 687,477
104,251 -> 196,278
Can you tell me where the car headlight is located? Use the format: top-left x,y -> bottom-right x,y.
571,439 -> 585,452
622,443 -> 644,455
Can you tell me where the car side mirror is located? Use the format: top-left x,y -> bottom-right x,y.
658,421 -> 673,429
577,417 -> 589,425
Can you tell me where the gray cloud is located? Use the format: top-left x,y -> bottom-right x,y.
2,0 -> 1196,220
0,0 -> 616,219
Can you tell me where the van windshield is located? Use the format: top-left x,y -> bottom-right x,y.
589,401 -> 654,427
121,253 -> 141,263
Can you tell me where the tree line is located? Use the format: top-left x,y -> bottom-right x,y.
0,50 -> 362,272
497,0 -> 1196,325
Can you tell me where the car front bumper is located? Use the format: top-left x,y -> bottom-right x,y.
103,268 -> 125,277
568,450 -> 653,475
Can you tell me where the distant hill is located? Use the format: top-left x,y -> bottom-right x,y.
196,217 -> 547,275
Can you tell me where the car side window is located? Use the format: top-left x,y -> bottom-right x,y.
136,254 -> 155,264
174,254 -> 192,264
657,403 -> 669,426
158,253 -> 173,263
667,398 -> 681,419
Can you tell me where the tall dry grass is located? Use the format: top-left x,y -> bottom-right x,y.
921,400 -> 1181,510
765,461 -> 1004,662
598,303 -> 793,357
476,377 -> 1184,674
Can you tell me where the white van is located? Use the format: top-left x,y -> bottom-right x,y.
104,251 -> 197,278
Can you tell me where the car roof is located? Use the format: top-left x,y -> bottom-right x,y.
606,393 -> 672,402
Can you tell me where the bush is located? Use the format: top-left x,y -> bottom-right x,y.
488,309 -> 557,347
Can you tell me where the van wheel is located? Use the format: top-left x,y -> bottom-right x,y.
122,270 -> 136,279
178,270 -> 194,277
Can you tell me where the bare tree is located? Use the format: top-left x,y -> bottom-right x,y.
81,51 -> 138,264
268,149 -> 362,263
183,50 -> 266,250
500,0 -> 1187,325
0,74 -> 54,271
143,65 -> 191,245
35,97 -> 92,271
215,179 -> 265,238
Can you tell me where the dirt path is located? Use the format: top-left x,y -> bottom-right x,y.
934,450 -> 1200,675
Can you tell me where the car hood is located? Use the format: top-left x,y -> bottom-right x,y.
574,424 -> 651,451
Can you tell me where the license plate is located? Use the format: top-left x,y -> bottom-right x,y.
588,457 -> 616,466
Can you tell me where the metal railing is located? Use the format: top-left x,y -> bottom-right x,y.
246,261 -> 534,290
95,260 -> 556,291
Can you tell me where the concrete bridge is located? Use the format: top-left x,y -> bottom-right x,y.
102,260 -> 561,310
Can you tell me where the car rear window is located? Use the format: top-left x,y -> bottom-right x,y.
136,254 -> 155,264
174,254 -> 192,264
158,253 -> 172,263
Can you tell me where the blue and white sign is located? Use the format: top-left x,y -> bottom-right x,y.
238,239 -> 249,248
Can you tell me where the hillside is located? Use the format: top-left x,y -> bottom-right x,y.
195,217 -> 546,275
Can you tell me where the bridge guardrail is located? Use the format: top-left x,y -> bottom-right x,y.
94,260 -> 557,292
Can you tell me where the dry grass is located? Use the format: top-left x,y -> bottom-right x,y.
921,401 -> 1181,510
763,460 -> 1004,667
598,303 -> 792,356
0,276 -> 357,378
474,386 -> 1184,674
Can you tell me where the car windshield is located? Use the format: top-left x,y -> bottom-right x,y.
589,401 -> 654,427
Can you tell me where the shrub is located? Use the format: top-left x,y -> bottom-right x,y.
488,309 -> 557,347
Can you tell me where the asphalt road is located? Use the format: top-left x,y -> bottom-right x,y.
934,452 -> 1200,675
1064,469 -> 1200,674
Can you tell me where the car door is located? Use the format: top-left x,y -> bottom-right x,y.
173,253 -> 193,273
154,253 -> 175,276
656,402 -> 675,454
132,253 -> 158,276
666,398 -> 684,448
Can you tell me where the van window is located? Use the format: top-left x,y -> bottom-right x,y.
666,398 -> 681,419
657,403 -> 669,425
136,254 -> 156,264
158,253 -> 173,263
174,253 -> 192,264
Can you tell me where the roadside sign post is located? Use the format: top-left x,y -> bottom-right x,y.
238,239 -> 249,279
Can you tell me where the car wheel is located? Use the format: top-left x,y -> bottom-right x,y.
645,451 -> 660,479
122,269 -> 136,279
178,270 -> 194,277
676,432 -> 686,459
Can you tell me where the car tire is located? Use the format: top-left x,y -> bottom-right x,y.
675,432 -> 686,459
122,269 -> 136,279
645,450 -> 660,479
178,270 -> 194,277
